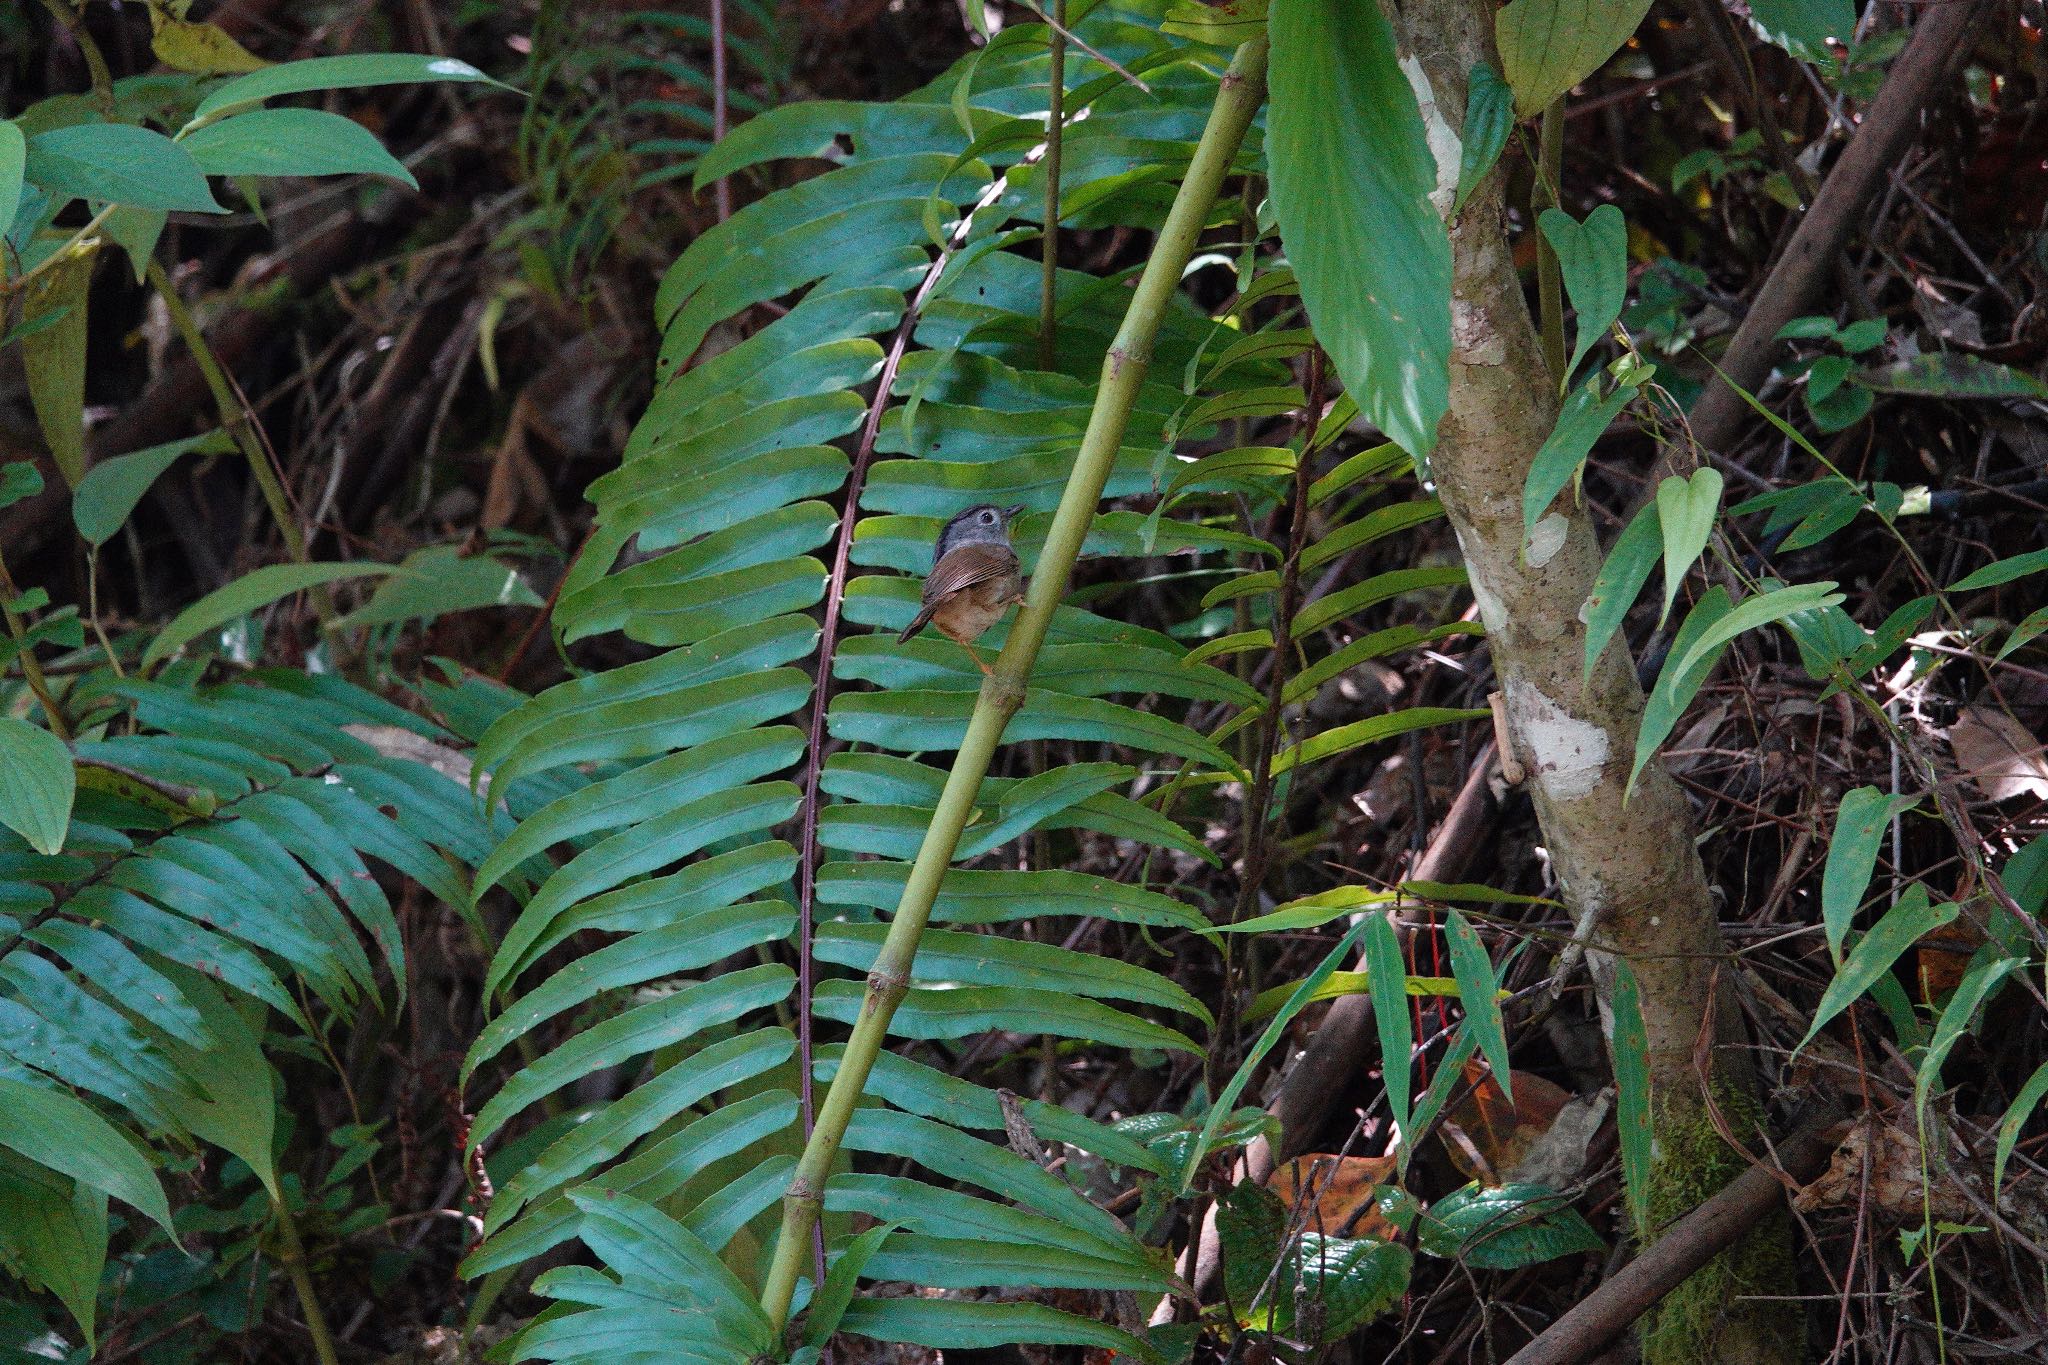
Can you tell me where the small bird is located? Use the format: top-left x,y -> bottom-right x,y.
896,503 -> 1028,676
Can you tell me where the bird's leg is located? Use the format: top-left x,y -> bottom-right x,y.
960,640 -> 997,677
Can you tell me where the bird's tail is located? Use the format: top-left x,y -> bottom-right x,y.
896,604 -> 937,644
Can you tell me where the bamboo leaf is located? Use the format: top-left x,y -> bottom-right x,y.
1798,887 -> 1958,1053
1610,959 -> 1652,1236
1820,787 -> 1918,964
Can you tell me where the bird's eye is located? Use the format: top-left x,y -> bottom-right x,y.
980,510 -> 996,523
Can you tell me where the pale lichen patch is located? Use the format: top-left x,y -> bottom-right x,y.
1512,684 -> 1611,801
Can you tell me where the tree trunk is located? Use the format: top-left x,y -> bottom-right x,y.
1397,4 -> 1797,1361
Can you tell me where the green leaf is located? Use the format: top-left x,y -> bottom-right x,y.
1496,0 -> 1653,116
1446,910 -> 1512,1103
1797,887 -> 1958,1053
1610,960 -> 1652,1235
1418,1183 -> 1604,1268
0,1077 -> 175,1239
0,461 -> 42,512
1951,547 -> 2048,593
1998,605 -> 2048,662
1364,913 -> 1414,1142
25,124 -> 223,212
1267,0 -> 1451,462
19,243 -> 92,488
1995,1060 -> 2048,1198
1653,467 -> 1721,626
1180,919 -> 1371,1191
145,965 -> 283,1198
805,1223 -> 899,1347
1523,376 -> 1630,537
72,430 -> 231,547
190,53 -> 502,124
0,716 -> 74,855
1855,352 -> 2048,401
838,1298 -> 1158,1365
328,543 -> 541,630
142,561 -> 400,667
1454,63 -> 1514,215
1820,787 -> 1918,964
179,108 -> 416,186
1282,1234 -> 1411,1340
1749,0 -> 1857,61
1653,578 -> 1847,760
0,1158 -> 106,1348
0,120 -> 24,241
1538,205 -> 1627,381
1915,955 -> 2020,1118
1583,497 -> 1659,677
1271,706 -> 1487,777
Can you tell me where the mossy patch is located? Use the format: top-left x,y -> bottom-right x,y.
1637,1076 -> 1802,1365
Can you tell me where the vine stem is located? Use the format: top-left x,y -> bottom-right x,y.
1037,0 -> 1067,371
1532,102 -> 1565,385
269,1191 -> 341,1365
0,545 -> 70,740
792,117 -> 1059,1295
761,33 -> 1271,1335
709,0 -> 732,222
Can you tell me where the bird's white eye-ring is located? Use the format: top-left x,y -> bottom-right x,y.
980,509 -> 997,523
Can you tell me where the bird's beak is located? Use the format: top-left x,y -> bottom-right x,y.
1003,504 -> 1026,521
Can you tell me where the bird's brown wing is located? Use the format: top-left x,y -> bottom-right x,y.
897,542 -> 1020,642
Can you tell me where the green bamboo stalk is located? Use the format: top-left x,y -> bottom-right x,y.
757,34 -> 1272,1335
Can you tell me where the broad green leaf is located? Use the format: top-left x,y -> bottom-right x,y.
1271,706 -> 1487,777
0,120 -> 23,241
1446,910 -> 1512,1103
0,461 -> 41,512
1951,547 -> 2048,593
1998,606 -> 2048,662
1749,0 -> 1858,61
1797,887 -> 1958,1053
1915,955 -> 2020,1118
180,108 -> 416,186
1630,585 -> 1734,797
1496,0 -> 1653,115
19,243 -> 94,488
25,124 -> 222,212
1267,0 -> 1450,462
837,1298 -> 1157,1365
1820,787 -> 1918,963
1454,63 -> 1513,215
1653,467 -> 1721,625
329,543 -> 541,630
1418,1182 -> 1604,1267
0,1159 -> 106,1347
1610,960 -> 1652,1235
142,561 -> 399,667
1288,565 -> 1469,637
1666,580 -> 1843,688
566,1191 -> 774,1352
1583,498 -> 1659,677
102,205 -> 167,282
813,980 -> 1196,1055
190,53 -> 502,124
805,1224 -> 899,1347
1365,913 -> 1414,1141
145,965 -> 282,1198
1538,205 -> 1626,381
815,924 -> 1210,1023
1855,352 -> 2048,401
72,430 -> 231,547
1995,1060 -> 2048,1198
1523,375 -> 1630,537
0,715 -> 74,855
0,1077 -> 174,1239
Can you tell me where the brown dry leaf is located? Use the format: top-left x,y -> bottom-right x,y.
1441,1063 -> 1570,1184
1265,1153 -> 1400,1238
1793,1113 -> 1975,1223
1916,909 -> 1985,1003
1948,703 -> 2048,802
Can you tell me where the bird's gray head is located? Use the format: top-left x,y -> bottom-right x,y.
934,503 -> 1024,565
